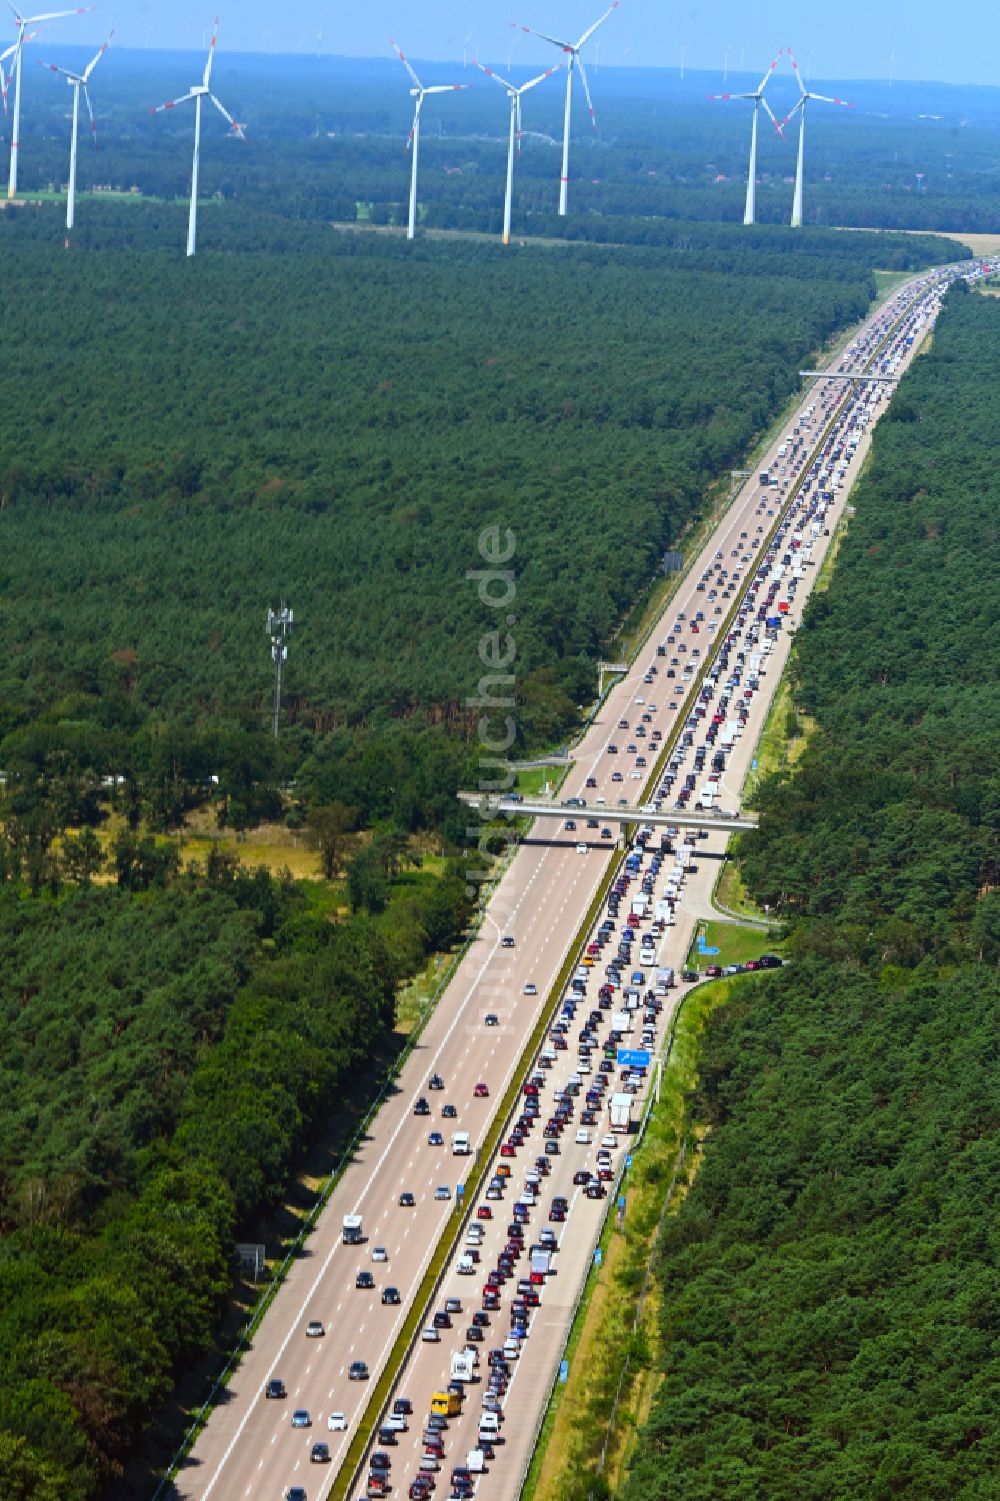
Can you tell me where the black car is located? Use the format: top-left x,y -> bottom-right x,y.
265,1377 -> 286,1400
356,1271 -> 375,1290
392,1397 -> 413,1415
399,1191 -> 415,1207
758,954 -> 783,969
382,1286 -> 401,1305
311,1442 -> 331,1463
429,1073 -> 445,1090
414,1097 -> 430,1116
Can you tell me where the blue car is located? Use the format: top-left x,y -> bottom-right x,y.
428,1131 -> 444,1146
291,1409 -> 311,1429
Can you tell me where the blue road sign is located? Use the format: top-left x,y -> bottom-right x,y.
625,1153 -> 633,1170
752,757 -> 759,770
594,1247 -> 603,1267
456,1184 -> 465,1201
559,1360 -> 569,1383
617,1047 -> 651,1068
618,1196 -> 626,1211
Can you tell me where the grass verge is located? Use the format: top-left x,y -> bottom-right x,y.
685,918 -> 783,971
523,977 -> 738,1501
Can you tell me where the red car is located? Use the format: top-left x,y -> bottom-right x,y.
500,1144 -> 516,1159
474,1083 -> 489,1098
477,1206 -> 493,1220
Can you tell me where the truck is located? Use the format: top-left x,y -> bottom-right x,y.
656,967 -> 675,989
654,898 -> 674,923
759,469 -> 770,486
451,1351 -> 476,1383
611,1010 -> 632,1036
451,1131 -> 471,1156
530,1247 -> 552,1277
432,1389 -> 463,1417
720,720 -> 740,751
342,1214 -> 363,1245
609,1092 -> 634,1132
698,785 -> 717,809
630,894 -> 649,918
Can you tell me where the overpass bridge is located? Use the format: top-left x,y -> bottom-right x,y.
458,791 -> 759,835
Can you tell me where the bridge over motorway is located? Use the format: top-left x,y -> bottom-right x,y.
457,791 -> 759,834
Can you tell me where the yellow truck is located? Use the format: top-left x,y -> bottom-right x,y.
430,1390 -> 462,1418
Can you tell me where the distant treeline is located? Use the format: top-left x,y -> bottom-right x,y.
621,285 -> 999,1501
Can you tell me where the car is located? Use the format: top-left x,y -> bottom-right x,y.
286,1490 -> 307,1501
442,1103 -> 458,1119
434,1185 -> 452,1201
328,1410 -> 348,1431
399,1190 -> 415,1207
311,1442 -> 331,1464
445,1296 -> 463,1314
291,1409 -> 311,1428
523,982 -> 537,996
305,1321 -> 324,1339
356,1270 -> 375,1290
421,1326 -> 441,1342
348,1361 -> 369,1380
372,1245 -> 388,1262
564,819 -> 577,832
501,935 -> 515,948
414,1097 -> 431,1116
485,1013 -> 499,1027
759,953 -> 784,969
371,1452 -> 393,1472
428,1131 -> 444,1146
477,1205 -> 493,1220
265,1377 -> 287,1399
474,1082 -> 489,1098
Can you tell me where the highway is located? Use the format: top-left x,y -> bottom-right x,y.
167,260 -> 976,1501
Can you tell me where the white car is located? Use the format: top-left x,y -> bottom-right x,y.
327,1411 -> 348,1432
372,1246 -> 388,1263
421,1326 -> 441,1342
434,1185 -> 451,1201
523,982 -> 537,996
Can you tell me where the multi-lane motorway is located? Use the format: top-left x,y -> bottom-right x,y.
169,259 -> 984,1501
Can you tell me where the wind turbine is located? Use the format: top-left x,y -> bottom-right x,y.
390,38 -> 468,242
511,2 -> 619,217
150,17 -> 245,258
39,28 -> 110,230
782,50 -> 853,227
708,50 -> 784,226
5,2 -> 94,199
475,59 -> 559,245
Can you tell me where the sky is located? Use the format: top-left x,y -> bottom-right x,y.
22,1 -> 1000,88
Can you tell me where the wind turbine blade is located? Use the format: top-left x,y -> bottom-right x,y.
39,59 -> 78,79
786,48 -> 807,97
707,91 -> 756,100
423,83 -> 469,94
390,38 -> 423,91
23,4 -> 94,22
756,48 -> 782,95
576,55 -> 597,127
575,0 -> 620,52
82,29 -> 111,82
82,81 -> 96,142
202,15 -> 219,88
516,93 -> 522,155
761,96 -> 784,137
810,92 -> 853,106
149,91 -> 197,114
778,98 -> 804,132
511,21 -> 573,52
474,60 -> 514,94
405,95 -> 422,150
210,92 -> 245,136
518,65 -> 560,95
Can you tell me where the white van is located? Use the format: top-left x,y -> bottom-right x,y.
575,1128 -> 591,1145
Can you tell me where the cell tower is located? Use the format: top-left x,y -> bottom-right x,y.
267,603 -> 293,738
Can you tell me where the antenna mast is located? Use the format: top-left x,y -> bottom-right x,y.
267,603 -> 293,738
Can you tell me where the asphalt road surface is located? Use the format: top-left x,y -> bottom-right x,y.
169,263 -> 966,1501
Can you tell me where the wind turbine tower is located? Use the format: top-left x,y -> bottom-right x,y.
709,51 -> 784,225
782,50 -> 853,227
149,17 -> 246,258
6,2 -> 94,199
390,38 -> 468,241
475,59 -> 559,245
40,29 -> 111,231
511,2 -> 619,217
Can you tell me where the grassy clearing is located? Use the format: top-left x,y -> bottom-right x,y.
714,859 -> 766,922
686,918 -> 782,971
524,978 -> 739,1501
514,765 -> 562,797
873,268 -> 915,300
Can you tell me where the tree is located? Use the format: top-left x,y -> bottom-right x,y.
61,830 -> 104,888
305,801 -> 359,880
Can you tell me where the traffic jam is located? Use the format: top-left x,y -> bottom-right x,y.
342,263 -> 974,1501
